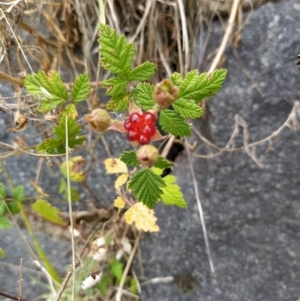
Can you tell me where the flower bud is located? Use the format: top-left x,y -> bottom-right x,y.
136,144 -> 159,166
85,108 -> 111,132
153,79 -> 179,108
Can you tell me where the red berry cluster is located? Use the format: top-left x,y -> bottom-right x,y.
124,112 -> 156,145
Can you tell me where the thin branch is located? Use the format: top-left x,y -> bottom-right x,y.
65,116 -> 76,301
115,232 -> 142,301
0,71 -> 23,86
18,258 -> 23,301
0,291 -> 28,301
193,101 -> 300,160
185,138 -> 215,273
0,7 -> 33,73
33,260 -> 56,296
208,0 -> 241,74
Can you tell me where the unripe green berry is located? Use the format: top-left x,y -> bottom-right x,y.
85,108 -> 111,132
153,79 -> 179,108
136,144 -> 159,166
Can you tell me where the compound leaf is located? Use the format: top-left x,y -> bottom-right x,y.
128,169 -> 165,208
37,116 -> 85,154
197,69 -> 227,101
99,24 -> 135,77
102,77 -> 128,96
0,183 -> 6,199
32,199 -> 66,226
13,185 -> 24,202
159,109 -> 191,137
125,202 -> 159,232
0,200 -> 5,216
0,217 -> 11,230
24,70 -> 68,113
170,72 -> 182,86
172,98 -> 203,119
104,158 -> 128,174
106,93 -> 130,111
120,151 -> 140,167
128,62 -> 156,81
161,175 -> 187,208
131,83 -> 155,110
72,73 -> 90,103
153,157 -> 173,169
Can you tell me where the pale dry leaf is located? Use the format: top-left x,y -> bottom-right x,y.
125,202 -> 159,232
115,173 -> 129,192
114,196 -> 125,209
104,158 -> 128,174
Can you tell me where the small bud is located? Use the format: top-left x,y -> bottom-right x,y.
85,108 -> 111,132
153,79 -> 179,108
136,144 -> 159,166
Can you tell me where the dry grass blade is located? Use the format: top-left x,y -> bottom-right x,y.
64,116 -> 76,301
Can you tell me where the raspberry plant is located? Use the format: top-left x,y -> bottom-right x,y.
0,23 -> 227,235
0,23 -> 227,292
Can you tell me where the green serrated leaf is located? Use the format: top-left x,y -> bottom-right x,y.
59,177 -> 66,194
131,83 -> 155,110
197,69 -> 227,100
0,183 -> 6,199
24,70 -> 68,113
161,175 -> 187,208
177,69 -> 227,104
99,274 -> 112,296
32,199 -> 66,226
171,72 -> 182,86
106,94 -> 130,111
72,73 -> 90,103
177,70 -> 200,100
0,247 -> 7,258
0,216 -> 11,230
0,200 -> 5,216
99,24 -> 135,76
62,104 -> 78,119
102,77 -> 128,96
120,151 -> 140,167
128,62 -> 156,81
128,168 -> 165,208
130,278 -> 138,295
153,157 -> 173,169
37,116 -> 85,154
159,110 -> 191,137
109,259 -> 124,284
172,98 -> 203,119
13,185 -> 24,202
7,202 -> 20,214
64,186 -> 79,202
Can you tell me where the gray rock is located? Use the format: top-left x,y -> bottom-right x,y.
139,1 -> 300,300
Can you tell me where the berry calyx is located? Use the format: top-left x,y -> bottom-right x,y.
85,108 -> 111,132
136,144 -> 159,166
153,79 -> 179,108
124,111 -> 157,145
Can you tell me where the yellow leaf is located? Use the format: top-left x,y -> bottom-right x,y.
115,173 -> 129,192
104,158 -> 128,174
125,203 -> 159,232
60,156 -> 85,182
114,196 -> 125,209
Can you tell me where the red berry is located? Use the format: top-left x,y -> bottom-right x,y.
138,135 -> 151,145
125,112 -> 157,144
129,112 -> 141,124
127,130 -> 139,141
143,112 -> 156,125
142,125 -> 156,136
124,119 -> 132,130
